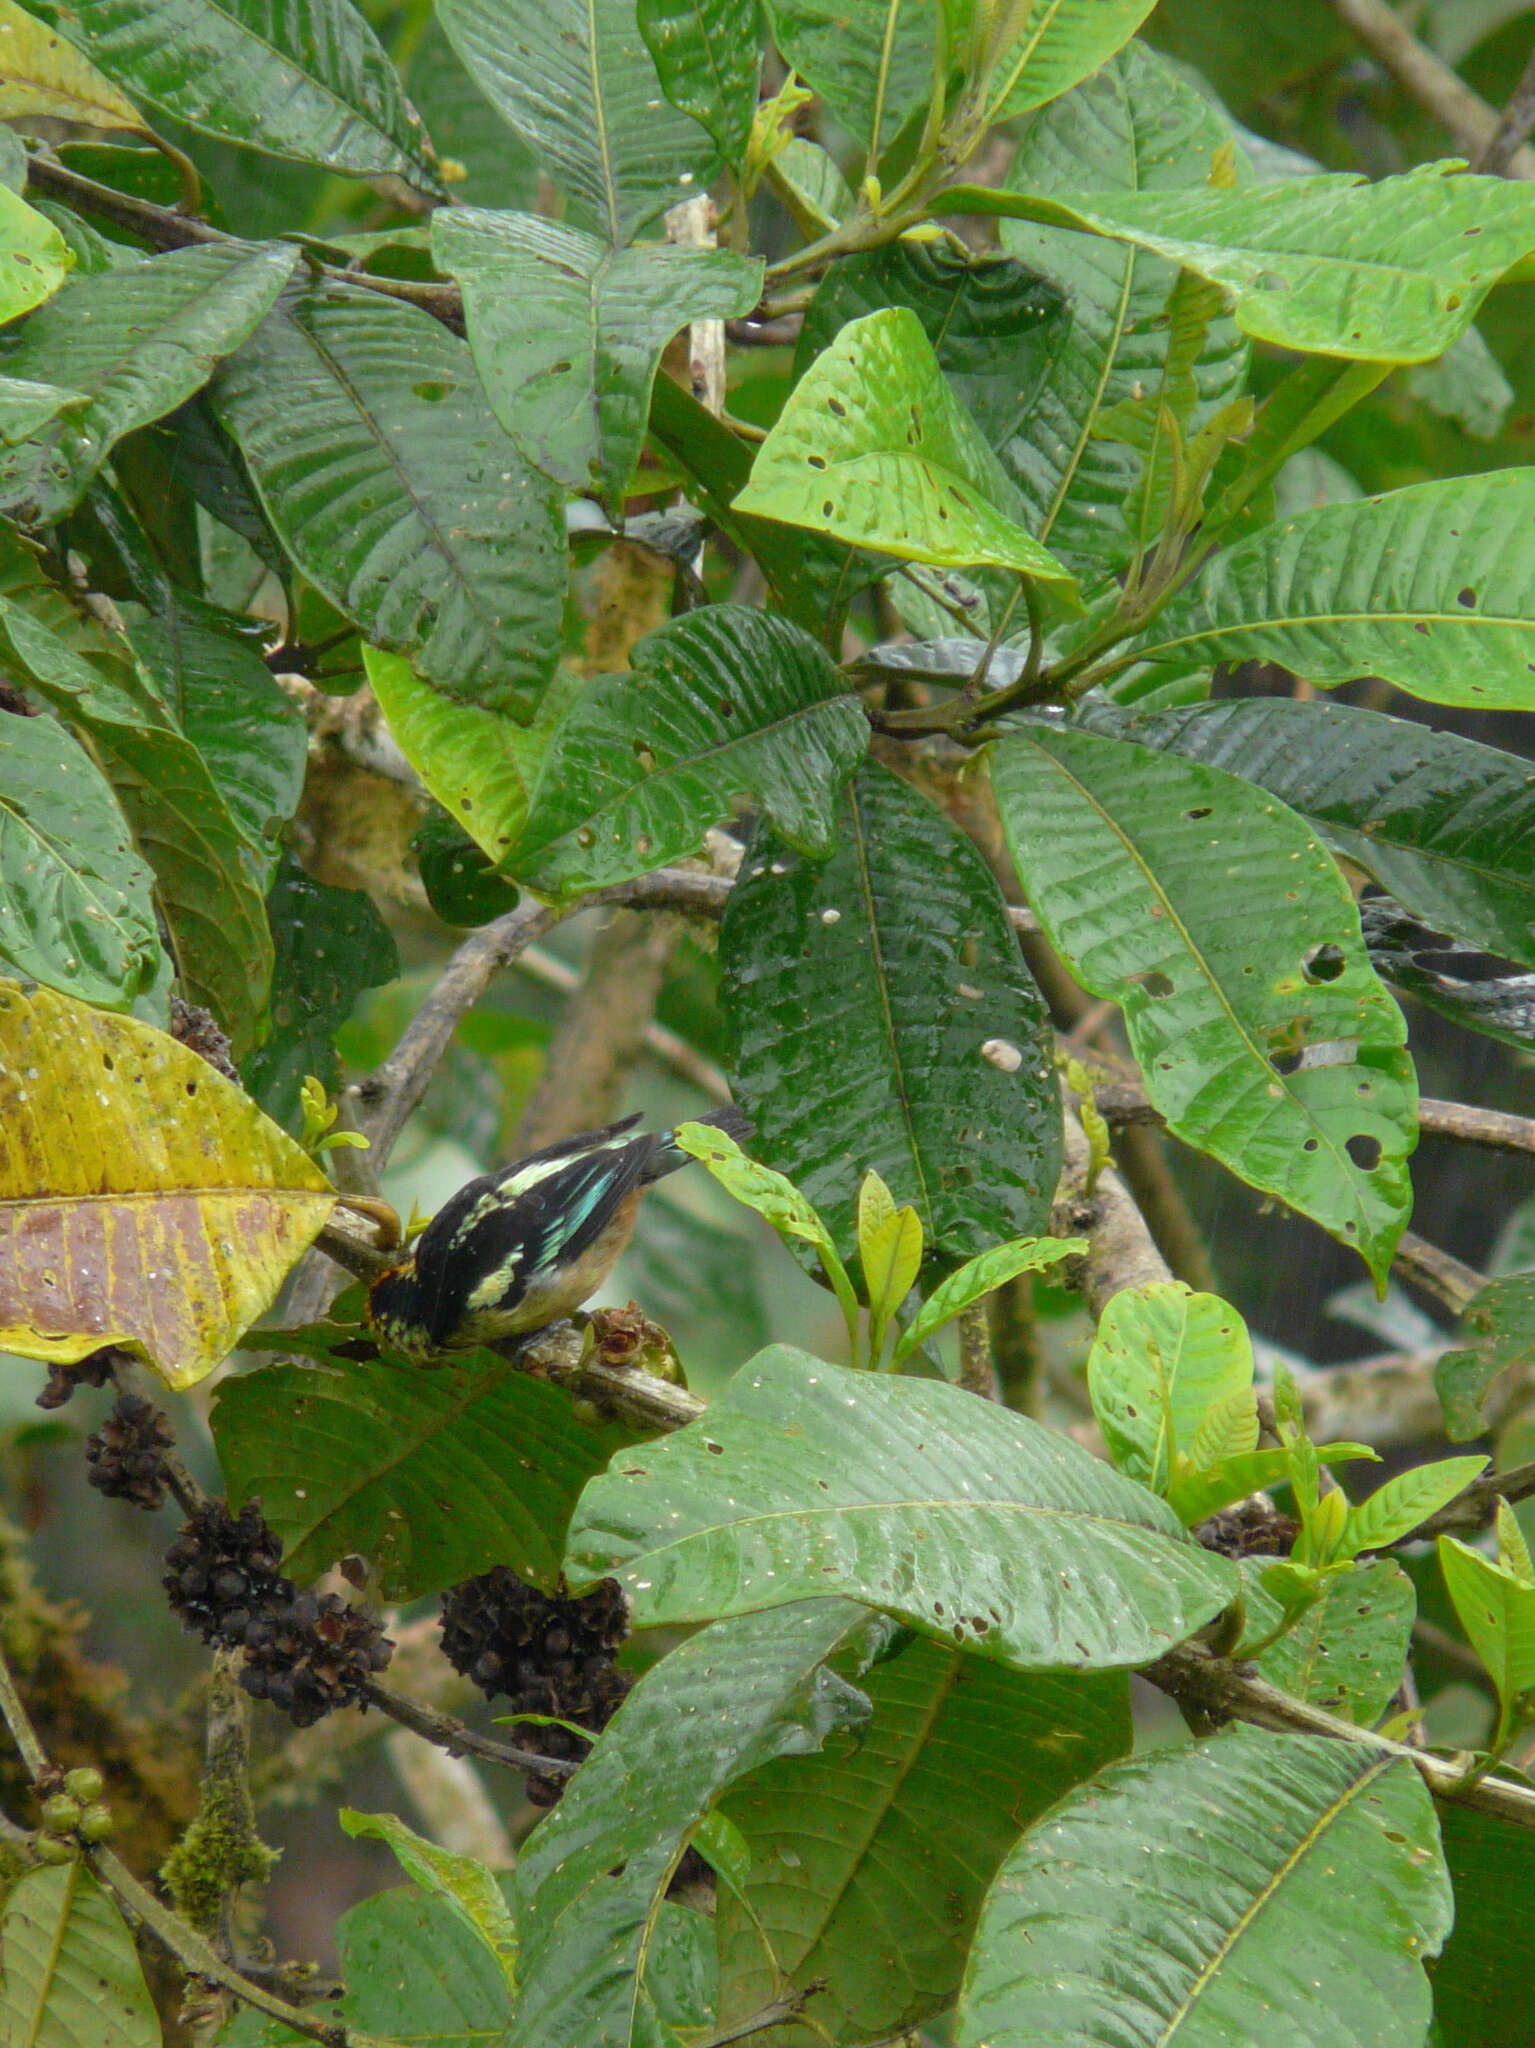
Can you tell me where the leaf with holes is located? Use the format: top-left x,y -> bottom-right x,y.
1236,1557 -> 1415,1723
1079,697 -> 1535,972
509,606 -> 867,899
992,724 -> 1417,1283
1437,1276 -> 1535,1441
637,0 -> 762,165
722,761 -> 1061,1271
436,0 -> 716,246
566,1345 -> 1239,1668
955,1727 -> 1450,2048
715,1638 -> 1130,2046
993,40 -> 1249,586
0,181 -> 71,326
959,158 -> 1535,362
0,983 -> 335,1389
735,308 -> 1075,585
27,0 -> 441,187
432,208 -> 760,514
212,281 -> 564,717
1,1862 -> 158,2048
0,707 -> 160,1008
1115,470 -> 1535,710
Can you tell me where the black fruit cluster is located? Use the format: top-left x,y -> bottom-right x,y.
169,996 -> 239,1082
439,1569 -> 631,1805
35,1345 -> 122,1411
164,1500 -> 393,1728
85,1392 -> 176,1509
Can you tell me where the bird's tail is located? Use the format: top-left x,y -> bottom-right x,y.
644,1104 -> 754,1182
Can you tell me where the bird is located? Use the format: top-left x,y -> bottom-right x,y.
364,1106 -> 753,1363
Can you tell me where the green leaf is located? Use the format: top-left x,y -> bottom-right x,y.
364,643 -> 579,870
1085,1282 -> 1255,1501
770,135 -> 853,237
435,0 -> 717,246
1240,1556 -> 1416,1724
955,1727 -> 1450,2048
758,0 -> 934,150
962,159 -> 1535,362
1344,1455 -> 1487,1556
892,1236 -> 1084,1363
735,307 -> 1076,584
796,243 -> 1070,454
1407,323 -> 1514,441
636,0 -> 762,165
566,1344 -> 1239,1668
120,596 -> 304,885
1439,1533 -> 1535,1715
0,0 -> 143,128
0,1862 -> 159,2048
212,1334 -> 628,1597
995,39 -> 1249,584
340,1809 -> 517,1985
862,1206 -> 922,1353
1437,1276 -> 1535,1442
0,182 -> 70,327
509,606 -> 867,900
1118,470 -> 1535,710
0,706 -> 160,1006
240,848 -> 397,1132
0,240 -> 296,524
722,761 -> 1062,1270
1080,697 -> 1535,972
991,724 -> 1418,1284
1432,1803 -> 1535,2048
983,0 -> 1159,119
716,1638 -> 1130,2045
510,1601 -> 876,2048
432,209 -> 761,514
212,281 -> 564,718
0,374 -> 86,444
0,539 -> 273,1051
28,0 -> 442,188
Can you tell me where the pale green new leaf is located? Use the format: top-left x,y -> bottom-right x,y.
436,0 -> 717,246
565,1345 -> 1239,1670
1343,1455 -> 1487,1556
956,1728 -> 1450,2048
892,1236 -> 1085,1363
960,159 -> 1535,362
340,1809 -> 517,1986
1439,1534 -> 1535,1713
1086,1283 -> 1255,1499
735,307 -> 1076,584
0,1862 -> 159,2048
432,209 -> 761,513
0,182 -> 71,326
1118,470 -> 1535,710
992,725 -> 1417,1283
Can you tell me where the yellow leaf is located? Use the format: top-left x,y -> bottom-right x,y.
0,0 -> 142,129
863,1206 -> 923,1329
0,984 -> 336,1389
855,1168 -> 896,1282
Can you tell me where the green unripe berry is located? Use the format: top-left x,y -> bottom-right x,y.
78,1802 -> 114,1843
33,1836 -> 75,1864
63,1767 -> 104,1801
39,1794 -> 81,1836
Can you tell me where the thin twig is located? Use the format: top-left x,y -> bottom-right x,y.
360,1680 -> 577,1780
1476,41 -> 1535,173
519,945 -> 730,1101
0,1632 -> 48,1779
693,1983 -> 828,2048
1392,1231 -> 1487,1317
1328,0 -> 1535,178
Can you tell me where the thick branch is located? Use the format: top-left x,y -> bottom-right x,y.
1328,0 -> 1535,177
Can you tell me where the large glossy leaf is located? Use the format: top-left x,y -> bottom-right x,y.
992,724 -> 1417,1283
796,243 -> 1069,452
715,1640 -> 1130,2046
213,1335 -> 627,1596
1116,470 -> 1535,710
994,40 -> 1249,587
0,181 -> 72,326
510,606 -> 867,899
0,549 -> 273,1047
28,0 -> 441,187
0,240 -> 296,522
0,707 -> 160,1007
213,281 -> 564,717
0,0 -> 142,128
432,208 -> 760,513
566,1345 -> 1239,1668
1080,696 -> 1535,971
435,0 -> 716,246
721,760 -> 1061,1269
1432,1804 -> 1535,2048
0,983 -> 335,1389
965,158 -> 1535,362
511,1601 -> 876,2048
0,1862 -> 158,2048
636,0 -> 762,165
955,1726 -> 1450,2048
737,308 -> 1074,584
121,596 -> 305,886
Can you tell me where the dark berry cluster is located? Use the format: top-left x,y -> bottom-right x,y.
169,996 -> 239,1082
439,1569 -> 631,1805
1195,1495 -> 1300,1558
85,1393 -> 176,1509
35,1345 -> 121,1411
164,1501 -> 393,1729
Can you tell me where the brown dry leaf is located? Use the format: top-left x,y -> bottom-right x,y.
0,984 -> 337,1389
